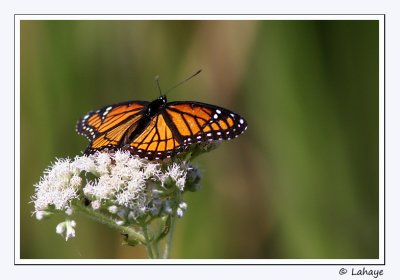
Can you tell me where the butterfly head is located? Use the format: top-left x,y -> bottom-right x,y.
146,95 -> 167,117
159,94 -> 167,102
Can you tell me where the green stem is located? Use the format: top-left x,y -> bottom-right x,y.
163,215 -> 176,259
152,239 -> 159,258
73,202 -> 146,244
142,224 -> 156,258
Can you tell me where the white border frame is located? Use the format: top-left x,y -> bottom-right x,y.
14,14 -> 385,265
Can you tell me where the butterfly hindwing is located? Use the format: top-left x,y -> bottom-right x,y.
126,113 -> 183,159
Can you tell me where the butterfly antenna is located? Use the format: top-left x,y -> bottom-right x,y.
154,75 -> 163,97
164,69 -> 202,95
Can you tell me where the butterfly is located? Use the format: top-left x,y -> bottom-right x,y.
76,94 -> 247,160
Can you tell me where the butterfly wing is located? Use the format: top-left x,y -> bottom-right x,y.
124,112 -> 182,159
76,101 -> 149,154
125,101 -> 247,160
165,101 -> 247,142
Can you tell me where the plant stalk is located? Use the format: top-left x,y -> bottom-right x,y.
73,202 -> 146,244
162,215 -> 176,259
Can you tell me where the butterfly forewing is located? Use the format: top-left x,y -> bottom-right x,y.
76,101 -> 148,148
165,102 -> 247,144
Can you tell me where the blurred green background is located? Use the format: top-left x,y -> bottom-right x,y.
20,20 -> 379,259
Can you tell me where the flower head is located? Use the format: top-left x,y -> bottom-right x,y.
32,150 -> 201,241
33,158 -> 79,212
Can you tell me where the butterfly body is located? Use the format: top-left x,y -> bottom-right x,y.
77,95 -> 247,160
124,96 -> 166,144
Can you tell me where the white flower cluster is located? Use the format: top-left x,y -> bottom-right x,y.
32,150 -> 203,241
33,158 -> 81,213
33,151 -> 197,222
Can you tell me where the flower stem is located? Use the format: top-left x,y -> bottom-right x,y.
162,215 -> 176,259
142,224 -> 158,259
72,202 -> 146,244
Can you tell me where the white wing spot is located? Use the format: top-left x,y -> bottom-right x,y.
217,132 -> 222,136
197,135 -> 202,140
213,114 -> 218,119
216,109 -> 222,114
239,119 -> 244,124
207,133 -> 212,137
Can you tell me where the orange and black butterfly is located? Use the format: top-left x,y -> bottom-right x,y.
76,80 -> 247,160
